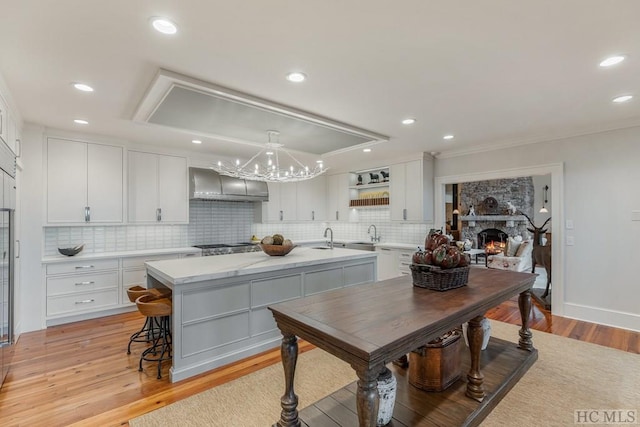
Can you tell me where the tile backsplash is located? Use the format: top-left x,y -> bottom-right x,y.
44,203 -> 434,256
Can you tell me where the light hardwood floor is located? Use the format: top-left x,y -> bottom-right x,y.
1,297 -> 638,427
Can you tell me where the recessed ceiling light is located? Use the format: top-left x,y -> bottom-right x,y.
192,139 -> 202,144
286,72 -> 307,82
151,17 -> 178,35
363,148 -> 372,153
612,95 -> 633,103
72,83 -> 94,92
443,134 -> 454,140
316,159 -> 323,163
73,119 -> 89,125
401,118 -> 416,125
599,55 -> 626,67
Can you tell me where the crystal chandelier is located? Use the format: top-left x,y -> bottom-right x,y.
212,130 -> 328,182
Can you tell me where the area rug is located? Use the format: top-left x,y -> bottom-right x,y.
130,321 -> 640,427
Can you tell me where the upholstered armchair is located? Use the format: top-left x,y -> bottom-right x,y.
486,238 -> 533,272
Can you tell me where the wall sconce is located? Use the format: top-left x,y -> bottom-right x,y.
539,185 -> 549,213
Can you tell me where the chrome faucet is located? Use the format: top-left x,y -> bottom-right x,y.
324,227 -> 334,249
368,224 -> 380,242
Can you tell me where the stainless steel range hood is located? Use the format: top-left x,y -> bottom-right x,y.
189,167 -> 268,202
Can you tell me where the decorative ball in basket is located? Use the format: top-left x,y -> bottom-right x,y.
259,234 -> 296,256
411,232 -> 470,291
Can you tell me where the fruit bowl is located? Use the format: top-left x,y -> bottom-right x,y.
58,244 -> 85,257
259,244 -> 296,256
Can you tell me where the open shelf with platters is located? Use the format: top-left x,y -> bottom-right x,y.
348,166 -> 390,208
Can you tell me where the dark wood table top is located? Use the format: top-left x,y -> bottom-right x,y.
269,268 -> 536,369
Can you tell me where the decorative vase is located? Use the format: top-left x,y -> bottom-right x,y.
462,319 -> 492,350
376,367 -> 397,426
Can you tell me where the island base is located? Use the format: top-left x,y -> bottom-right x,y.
293,337 -> 537,427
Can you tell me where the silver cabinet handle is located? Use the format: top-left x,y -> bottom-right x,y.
15,240 -> 20,259
335,210 -> 339,221
15,138 -> 21,157
156,208 -> 162,221
84,206 -> 91,222
380,247 -> 391,251
403,208 -> 407,220
75,281 -> 95,286
279,210 -> 283,221
184,253 -> 196,257
311,210 -> 315,221
75,265 -> 95,269
75,299 -> 95,304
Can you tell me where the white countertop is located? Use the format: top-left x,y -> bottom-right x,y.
146,246 -> 377,286
42,247 -> 201,264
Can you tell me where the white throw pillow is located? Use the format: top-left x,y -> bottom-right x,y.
506,237 -> 522,257
515,240 -> 532,258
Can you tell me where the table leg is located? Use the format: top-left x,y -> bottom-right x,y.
277,333 -> 300,427
465,315 -> 486,402
518,289 -> 534,351
355,365 -> 381,427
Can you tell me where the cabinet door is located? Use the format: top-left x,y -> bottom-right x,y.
128,151 -> 158,222
87,144 -> 123,223
6,115 -> 16,155
47,138 -> 88,223
296,177 -> 326,221
389,163 -> 406,221
158,154 -> 188,222
0,95 -> 7,146
258,181 -> 281,222
404,160 -> 424,221
376,247 -> 399,281
326,173 -> 350,221
279,182 -> 297,221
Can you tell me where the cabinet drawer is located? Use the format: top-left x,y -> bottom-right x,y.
47,271 -> 118,296
123,268 -> 147,286
47,289 -> 119,316
122,254 -> 178,269
46,258 -> 119,275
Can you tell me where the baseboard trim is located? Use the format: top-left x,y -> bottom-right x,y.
562,302 -> 640,333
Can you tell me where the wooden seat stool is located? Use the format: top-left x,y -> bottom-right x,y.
126,286 -> 172,355
135,294 -> 173,379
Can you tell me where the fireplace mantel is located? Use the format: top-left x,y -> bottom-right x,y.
459,215 -> 526,227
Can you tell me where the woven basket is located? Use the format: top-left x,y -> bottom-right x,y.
410,264 -> 470,291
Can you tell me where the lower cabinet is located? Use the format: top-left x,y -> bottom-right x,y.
376,246 -> 415,281
45,251 -> 199,324
46,259 -> 120,317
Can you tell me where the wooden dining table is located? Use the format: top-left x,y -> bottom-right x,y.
268,268 -> 538,427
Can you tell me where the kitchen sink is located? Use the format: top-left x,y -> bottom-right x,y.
344,242 -> 376,251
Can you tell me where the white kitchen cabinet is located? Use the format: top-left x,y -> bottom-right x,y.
376,246 -> 415,280
46,138 -> 124,224
389,156 -> 434,222
0,94 -> 7,147
128,151 -> 188,223
255,181 -> 297,222
296,176 -> 326,221
326,173 -> 350,221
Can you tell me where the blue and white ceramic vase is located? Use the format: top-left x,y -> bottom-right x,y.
462,319 -> 492,350
376,367 -> 397,426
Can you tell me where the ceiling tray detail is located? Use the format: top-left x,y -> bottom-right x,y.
132,69 -> 389,156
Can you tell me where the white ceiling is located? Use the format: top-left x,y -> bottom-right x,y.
1,1 -> 639,171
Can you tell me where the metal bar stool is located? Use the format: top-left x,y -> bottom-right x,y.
126,286 -> 171,354
135,294 -> 173,379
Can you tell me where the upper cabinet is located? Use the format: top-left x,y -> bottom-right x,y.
128,151 -> 188,223
296,176 -> 326,221
255,177 -> 327,223
326,173 -> 350,221
46,138 -> 124,224
0,95 -> 7,149
389,155 -> 434,222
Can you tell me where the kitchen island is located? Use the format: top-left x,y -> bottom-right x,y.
145,247 -> 377,382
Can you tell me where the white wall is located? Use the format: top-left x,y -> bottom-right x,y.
435,126 -> 640,332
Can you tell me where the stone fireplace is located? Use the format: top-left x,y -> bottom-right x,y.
458,177 -> 534,248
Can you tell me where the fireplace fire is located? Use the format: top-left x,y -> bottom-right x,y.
477,228 -> 508,253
